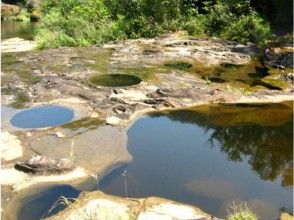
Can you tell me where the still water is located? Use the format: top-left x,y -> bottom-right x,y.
1,20 -> 37,40
100,102 -> 293,219
10,105 -> 74,128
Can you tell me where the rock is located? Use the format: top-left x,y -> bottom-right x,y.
232,43 -> 256,55
106,116 -> 122,125
264,47 -> 294,68
280,73 -> 294,83
55,131 -> 65,138
0,166 -> 87,191
48,191 -> 215,220
280,212 -> 294,220
27,0 -> 39,12
1,38 -> 36,53
1,3 -> 21,20
0,132 -> 23,162
29,126 -> 131,173
90,112 -> 99,118
30,10 -> 41,22
15,156 -> 76,174
113,105 -> 127,114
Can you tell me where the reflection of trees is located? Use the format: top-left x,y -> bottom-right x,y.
152,106 -> 293,186
210,123 -> 293,186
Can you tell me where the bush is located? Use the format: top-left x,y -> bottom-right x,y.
37,0 -> 124,48
221,12 -> 271,45
36,0 -> 272,48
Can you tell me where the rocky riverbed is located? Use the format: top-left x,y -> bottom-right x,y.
1,32 -> 293,220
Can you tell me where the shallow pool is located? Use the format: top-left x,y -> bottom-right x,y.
10,105 -> 74,129
100,102 -> 293,219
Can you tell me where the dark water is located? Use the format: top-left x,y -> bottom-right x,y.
18,185 -> 80,220
89,74 -> 142,87
1,20 -> 37,40
10,105 -> 74,128
100,102 -> 293,220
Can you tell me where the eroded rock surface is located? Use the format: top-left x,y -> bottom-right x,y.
28,125 -> 131,175
15,156 -> 76,174
1,32 -> 293,220
0,131 -> 23,161
48,191 -> 218,220
104,32 -> 252,66
1,37 -> 36,53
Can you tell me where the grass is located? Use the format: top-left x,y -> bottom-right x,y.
227,202 -> 258,220
47,196 -> 135,220
164,62 -> 193,71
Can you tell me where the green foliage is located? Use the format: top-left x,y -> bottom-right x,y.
37,0 -> 272,48
13,9 -> 30,22
220,12 -> 271,45
37,0 -> 125,48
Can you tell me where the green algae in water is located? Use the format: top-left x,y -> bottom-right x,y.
89,74 -> 142,87
164,62 -> 193,70
61,117 -> 103,131
202,76 -> 226,83
2,87 -> 30,109
10,93 -> 30,109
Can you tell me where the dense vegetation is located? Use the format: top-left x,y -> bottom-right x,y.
33,0 -> 274,48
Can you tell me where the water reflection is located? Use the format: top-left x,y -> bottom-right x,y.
1,20 -> 37,40
160,102 -> 293,187
100,102 -> 293,219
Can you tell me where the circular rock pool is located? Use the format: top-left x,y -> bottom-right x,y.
10,105 -> 74,129
89,74 -> 142,87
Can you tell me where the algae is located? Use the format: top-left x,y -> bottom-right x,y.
89,74 -> 142,87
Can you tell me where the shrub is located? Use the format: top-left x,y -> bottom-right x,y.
221,12 -> 271,45
36,0 -> 272,48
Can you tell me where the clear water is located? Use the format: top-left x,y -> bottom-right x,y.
10,105 -> 74,128
18,185 -> 80,220
100,102 -> 293,220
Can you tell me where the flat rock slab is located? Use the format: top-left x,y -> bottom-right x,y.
1,37 -> 36,53
0,131 -> 23,161
29,125 -> 131,176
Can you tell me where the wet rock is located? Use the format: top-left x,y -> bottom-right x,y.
29,126 -> 131,174
232,43 -> 256,55
280,73 -> 294,83
264,47 -> 294,68
15,156 -> 76,174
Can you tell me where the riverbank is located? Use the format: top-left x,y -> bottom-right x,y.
1,32 -> 293,219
